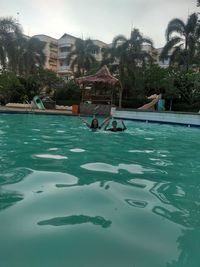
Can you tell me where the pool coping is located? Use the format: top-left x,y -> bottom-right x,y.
0,107 -> 76,116
1,106 -> 200,128
112,116 -> 200,128
115,108 -> 200,116
112,108 -> 200,128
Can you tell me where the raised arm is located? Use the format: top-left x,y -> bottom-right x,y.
121,121 -> 127,131
100,116 -> 111,129
79,116 -> 91,128
104,119 -> 110,131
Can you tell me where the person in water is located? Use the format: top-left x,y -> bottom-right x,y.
104,120 -> 127,132
79,116 -> 110,130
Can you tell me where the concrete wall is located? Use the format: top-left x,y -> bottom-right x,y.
112,109 -> 200,127
80,103 -> 111,116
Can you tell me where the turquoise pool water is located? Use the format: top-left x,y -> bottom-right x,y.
0,114 -> 200,267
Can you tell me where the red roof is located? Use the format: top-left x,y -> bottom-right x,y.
76,65 -> 121,88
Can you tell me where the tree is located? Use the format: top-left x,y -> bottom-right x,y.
0,17 -> 46,75
144,65 -> 168,95
54,80 -> 81,105
112,28 -> 154,69
14,36 -> 46,76
0,71 -> 25,103
66,38 -> 99,76
25,68 -> 63,98
0,17 -> 22,70
107,28 -> 154,99
160,13 -> 200,70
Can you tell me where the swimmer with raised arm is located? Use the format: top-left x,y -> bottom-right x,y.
104,119 -> 127,132
79,116 -> 110,131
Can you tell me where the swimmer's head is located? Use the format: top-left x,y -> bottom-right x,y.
91,119 -> 99,129
112,120 -> 117,128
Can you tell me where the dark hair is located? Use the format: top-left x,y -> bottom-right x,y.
91,119 -> 99,129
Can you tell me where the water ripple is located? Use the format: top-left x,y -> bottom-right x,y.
81,162 -> 152,174
70,148 -> 85,153
34,154 -> 68,159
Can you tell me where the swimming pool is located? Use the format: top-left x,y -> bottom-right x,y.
0,114 -> 200,267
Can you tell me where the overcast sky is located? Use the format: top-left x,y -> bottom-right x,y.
0,0 -> 198,47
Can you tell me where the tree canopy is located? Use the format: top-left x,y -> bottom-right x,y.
0,17 -> 46,76
160,13 -> 200,70
66,38 -> 99,76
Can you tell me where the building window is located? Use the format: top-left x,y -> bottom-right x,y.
60,46 -> 71,53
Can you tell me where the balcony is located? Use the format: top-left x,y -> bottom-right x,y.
58,51 -> 70,59
50,48 -> 58,53
58,65 -> 72,72
50,53 -> 58,59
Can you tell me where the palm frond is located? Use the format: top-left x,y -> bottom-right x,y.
166,18 -> 185,41
112,34 -> 127,48
169,46 -> 182,65
142,37 -> 154,47
0,17 -> 22,38
160,37 -> 183,61
0,43 -> 6,69
186,13 -> 198,35
195,23 -> 200,39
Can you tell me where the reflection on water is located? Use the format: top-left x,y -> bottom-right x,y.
125,199 -> 148,208
0,115 -> 200,267
151,182 -> 200,228
150,183 -> 171,204
167,229 -> 200,267
0,168 -> 32,186
0,190 -> 23,211
126,179 -> 147,189
81,162 -> 150,174
38,215 -> 112,229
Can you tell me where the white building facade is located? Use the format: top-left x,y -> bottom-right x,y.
32,33 -> 170,79
57,33 -> 77,80
33,34 -> 58,72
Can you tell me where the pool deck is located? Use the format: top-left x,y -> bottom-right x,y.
0,106 -> 75,116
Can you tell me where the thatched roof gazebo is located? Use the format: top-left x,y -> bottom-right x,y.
76,66 -> 123,110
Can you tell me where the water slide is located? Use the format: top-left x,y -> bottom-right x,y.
33,96 -> 45,110
138,94 -> 161,111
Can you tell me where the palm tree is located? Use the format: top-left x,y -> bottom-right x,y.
113,29 -> 153,63
15,36 -> 46,76
160,13 -> 200,70
106,29 -> 154,92
102,28 -> 154,78
0,17 -> 45,75
66,38 -> 99,75
0,17 -> 22,70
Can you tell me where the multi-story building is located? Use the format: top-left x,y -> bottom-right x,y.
57,33 -> 77,81
33,33 -> 171,78
92,40 -> 108,62
33,34 -> 58,72
33,33 -> 108,80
